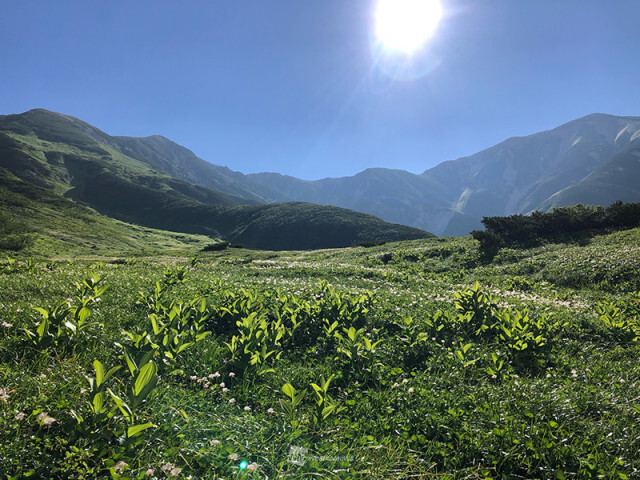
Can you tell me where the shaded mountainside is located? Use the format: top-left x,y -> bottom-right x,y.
0,109 -> 433,251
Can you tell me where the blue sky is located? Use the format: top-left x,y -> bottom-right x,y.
2,1 -> 640,180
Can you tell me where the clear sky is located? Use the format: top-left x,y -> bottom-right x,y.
2,1 -> 640,180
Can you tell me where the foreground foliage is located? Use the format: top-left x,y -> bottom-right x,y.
1,227 -> 640,479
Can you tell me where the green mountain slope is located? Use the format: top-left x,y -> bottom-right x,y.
108,134 -> 268,203
0,109 -> 433,251
0,109 -> 248,206
0,168 -> 214,256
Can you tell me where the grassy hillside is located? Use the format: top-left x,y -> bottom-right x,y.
1,227 -> 639,478
0,169 -> 215,256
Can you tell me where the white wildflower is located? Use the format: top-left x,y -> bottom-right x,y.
38,412 -> 56,425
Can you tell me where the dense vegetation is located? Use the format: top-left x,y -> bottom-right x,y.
472,202 -> 640,257
1,225 -> 639,479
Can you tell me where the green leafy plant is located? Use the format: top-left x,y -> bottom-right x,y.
596,299 -> 639,342
225,311 -> 284,375
108,361 -> 158,438
280,382 -> 306,429
310,374 -> 344,429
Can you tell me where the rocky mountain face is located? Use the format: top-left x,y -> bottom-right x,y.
244,113 -> 640,235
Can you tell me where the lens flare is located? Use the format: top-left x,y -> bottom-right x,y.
375,0 -> 443,54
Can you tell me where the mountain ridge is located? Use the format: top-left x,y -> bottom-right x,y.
3,108 -> 640,239
0,109 -> 432,251
240,112 -> 640,235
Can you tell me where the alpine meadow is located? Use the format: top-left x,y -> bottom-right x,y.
1,208 -> 640,478
3,1 -> 640,478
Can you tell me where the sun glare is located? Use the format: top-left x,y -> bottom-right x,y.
375,0 -> 443,54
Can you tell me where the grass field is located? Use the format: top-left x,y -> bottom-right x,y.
1,228 -> 639,479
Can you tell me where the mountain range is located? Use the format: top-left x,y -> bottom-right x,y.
2,108 -> 639,252
0,109 -> 430,251
199,112 -> 640,236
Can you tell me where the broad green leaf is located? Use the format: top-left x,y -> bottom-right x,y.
282,383 -> 296,400
133,361 -> 157,398
94,360 -> 105,387
123,350 -> 137,377
195,331 -> 211,342
33,307 -> 49,318
347,327 -> 357,341
150,314 -> 162,335
91,392 -> 104,413
127,422 -> 155,438
107,388 -> 132,421
77,307 -> 91,323
323,374 -> 335,389
36,316 -> 50,340
176,342 -> 194,354
139,349 -> 156,371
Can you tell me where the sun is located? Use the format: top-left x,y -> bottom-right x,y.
375,0 -> 443,54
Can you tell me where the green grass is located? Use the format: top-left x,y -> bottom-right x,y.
1,227 -> 639,479
0,168 -> 216,257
